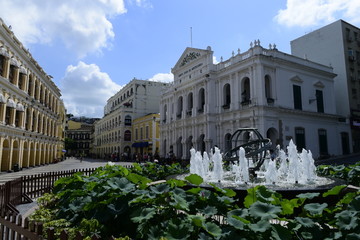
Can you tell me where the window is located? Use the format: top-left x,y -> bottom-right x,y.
295,127 -> 306,152
316,90 -> 324,113
177,96 -> 183,119
146,126 -> 149,139
198,88 -> 205,113
135,128 -> 138,140
223,84 -> 231,109
318,129 -> 328,156
293,85 -> 302,110
124,130 -> 131,141
125,115 -> 132,126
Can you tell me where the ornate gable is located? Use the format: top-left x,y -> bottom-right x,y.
172,47 -> 212,73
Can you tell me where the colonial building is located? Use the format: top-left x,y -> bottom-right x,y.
291,19 -> 360,152
132,113 -> 160,160
0,18 -> 66,171
65,120 -> 94,157
94,78 -> 168,160
160,42 -> 351,160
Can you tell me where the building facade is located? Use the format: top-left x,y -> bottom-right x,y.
132,113 -> 160,161
291,19 -> 360,152
0,18 -> 66,172
65,120 -> 94,157
94,79 -> 168,160
160,42 -> 351,160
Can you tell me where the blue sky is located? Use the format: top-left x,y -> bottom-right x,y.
1,0 -> 360,118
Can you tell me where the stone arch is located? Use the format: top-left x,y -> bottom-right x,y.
12,140 -> 20,169
22,141 -> 29,168
29,142 -> 36,166
1,139 -> 11,171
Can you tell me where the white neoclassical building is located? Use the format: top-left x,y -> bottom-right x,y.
160,41 -> 351,160
94,78 -> 169,160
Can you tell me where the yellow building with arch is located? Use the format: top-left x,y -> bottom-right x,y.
0,18 -> 66,172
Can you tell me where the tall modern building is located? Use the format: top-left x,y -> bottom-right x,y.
0,18 -> 66,172
93,78 -> 168,160
160,42 -> 351,160
291,20 -> 360,152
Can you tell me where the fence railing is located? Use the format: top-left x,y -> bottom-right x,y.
0,168 -> 99,214
0,165 -> 133,239
0,208 -> 117,239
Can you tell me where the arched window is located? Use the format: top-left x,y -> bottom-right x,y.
223,83 -> 231,109
187,92 -> 193,116
177,96 -> 183,119
124,130 -> 131,141
241,77 -> 251,105
198,88 -> 205,113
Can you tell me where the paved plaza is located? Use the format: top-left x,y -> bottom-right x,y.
0,157 -> 133,185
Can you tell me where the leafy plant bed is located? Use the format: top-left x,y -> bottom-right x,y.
29,162 -> 360,239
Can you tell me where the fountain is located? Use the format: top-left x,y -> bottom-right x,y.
178,128 -> 344,198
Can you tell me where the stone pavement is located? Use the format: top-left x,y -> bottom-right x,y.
0,157 -> 133,185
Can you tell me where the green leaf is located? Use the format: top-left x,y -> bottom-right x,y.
201,206 -> 217,216
295,217 -> 316,227
185,174 -> 203,186
345,233 -> 360,240
227,216 -> 246,230
170,192 -> 190,211
271,224 -> 293,240
227,208 -> 249,217
256,185 -> 278,203
188,215 -> 205,227
165,219 -> 192,240
304,203 -> 328,216
335,210 -> 358,230
281,198 -> 302,215
296,192 -> 320,199
166,179 -> 187,188
349,195 -> 360,211
150,183 -> 170,194
244,186 -> 258,208
249,202 -> 281,219
249,219 -> 271,232
223,188 -> 237,198
203,222 -> 222,237
131,207 -> 156,223
323,185 -> 346,197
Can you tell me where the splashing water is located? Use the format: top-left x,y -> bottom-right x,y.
187,140 -> 333,189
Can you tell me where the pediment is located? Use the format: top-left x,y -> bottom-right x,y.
290,75 -> 303,83
172,47 -> 212,72
313,81 -> 325,88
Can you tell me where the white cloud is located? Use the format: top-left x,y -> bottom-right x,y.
0,0 -> 127,57
275,0 -> 360,27
61,61 -> 122,118
149,72 -> 174,83
213,56 -> 219,64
